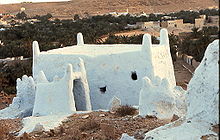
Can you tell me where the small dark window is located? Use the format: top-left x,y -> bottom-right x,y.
131,71 -> 137,80
100,86 -> 107,93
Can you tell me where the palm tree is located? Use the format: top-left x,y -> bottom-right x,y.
191,27 -> 200,38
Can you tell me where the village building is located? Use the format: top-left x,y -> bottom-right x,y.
108,9 -> 129,17
206,15 -> 219,27
160,19 -> 184,28
135,14 -> 208,31
194,15 -> 206,28
208,16 -> 219,24
32,29 -> 175,115
137,12 -> 149,17
0,28 -> 177,118
136,21 -> 160,29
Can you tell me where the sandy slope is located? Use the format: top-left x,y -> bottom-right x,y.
0,0 -> 218,17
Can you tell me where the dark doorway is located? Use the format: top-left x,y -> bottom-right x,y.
73,79 -> 87,111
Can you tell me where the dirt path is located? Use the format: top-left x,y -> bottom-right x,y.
174,58 -> 195,90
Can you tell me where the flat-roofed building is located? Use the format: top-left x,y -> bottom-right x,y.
160,19 -> 183,28
136,21 -> 160,29
195,15 -> 206,28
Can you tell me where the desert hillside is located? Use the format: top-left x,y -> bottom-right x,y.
0,0 -> 218,17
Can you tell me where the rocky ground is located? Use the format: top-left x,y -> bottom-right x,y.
0,91 -> 15,110
0,110 -> 172,140
0,118 -> 22,140
0,58 -> 195,140
0,109 -> 217,140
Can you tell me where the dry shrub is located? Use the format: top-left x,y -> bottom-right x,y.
80,119 -> 100,131
115,105 -> 137,117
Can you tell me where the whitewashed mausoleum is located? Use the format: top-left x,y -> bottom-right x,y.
0,28 -> 181,118
32,28 -> 177,115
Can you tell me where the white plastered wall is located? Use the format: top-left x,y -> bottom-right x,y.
0,75 -> 35,119
32,28 -> 175,110
138,30 -> 184,119
143,40 -> 219,140
139,76 -> 186,119
33,59 -> 92,116
32,64 -> 76,116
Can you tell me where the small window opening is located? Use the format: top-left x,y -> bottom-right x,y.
131,71 -> 137,80
100,86 -> 107,93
